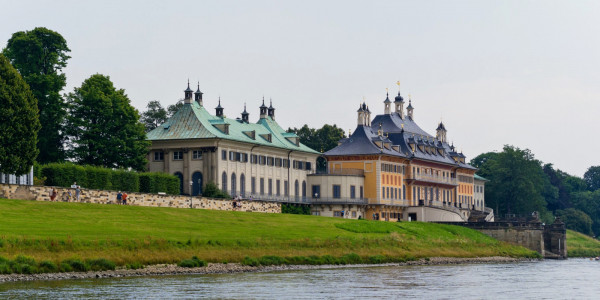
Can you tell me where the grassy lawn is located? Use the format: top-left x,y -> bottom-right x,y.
566,230 -> 600,257
0,198 -> 537,266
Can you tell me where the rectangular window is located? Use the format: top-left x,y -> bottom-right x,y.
276,180 -> 280,196
332,185 -> 341,198
154,151 -> 164,161
192,150 -> 202,160
229,151 -> 235,161
243,153 -> 249,163
305,162 -> 312,171
260,156 -> 266,165
260,178 -> 265,195
236,152 -> 242,162
352,211 -> 357,218
360,186 -> 363,199
382,187 -> 385,199
275,158 -> 282,167
312,185 -> 321,198
251,177 -> 256,194
268,179 -> 273,196
284,180 -> 289,196
333,211 -> 342,217
222,150 -> 227,160
267,157 -> 274,166
350,185 -> 356,199
403,185 -> 406,199
173,151 -> 183,160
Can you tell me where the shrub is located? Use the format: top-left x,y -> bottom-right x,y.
368,255 -> 387,264
39,260 -> 58,273
178,256 -> 207,268
87,258 -> 116,271
20,264 -> 36,274
202,182 -> 231,199
320,255 -> 337,265
63,258 -> 88,272
14,255 -> 36,266
258,256 -> 285,266
241,256 -> 260,267
281,204 -> 311,215
139,172 -> 180,195
111,169 -> 140,192
338,253 -> 362,265
0,263 -> 11,274
126,262 -> 144,270
59,262 -> 73,272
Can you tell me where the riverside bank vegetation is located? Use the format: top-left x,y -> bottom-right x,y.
0,198 -> 540,275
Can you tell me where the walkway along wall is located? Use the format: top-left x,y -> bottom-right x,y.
437,218 -> 567,259
0,183 -> 280,213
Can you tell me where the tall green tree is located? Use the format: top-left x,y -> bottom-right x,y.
65,74 -> 150,171
288,124 -> 346,171
470,145 -> 551,219
167,101 -> 183,118
584,166 -> 600,191
0,54 -> 41,175
141,100 -> 167,131
2,27 -> 70,163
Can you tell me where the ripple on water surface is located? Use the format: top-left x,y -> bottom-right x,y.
1,259 -> 599,299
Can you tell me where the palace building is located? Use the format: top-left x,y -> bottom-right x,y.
306,88 -> 489,222
146,82 -> 319,199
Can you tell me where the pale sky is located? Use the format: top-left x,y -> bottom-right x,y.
2,0 -> 599,177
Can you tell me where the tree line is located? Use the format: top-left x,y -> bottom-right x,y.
1,27 -> 148,175
472,145 -> 600,236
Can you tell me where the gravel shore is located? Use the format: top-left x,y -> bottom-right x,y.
0,256 -> 528,283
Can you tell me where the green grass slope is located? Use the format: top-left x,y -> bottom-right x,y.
0,198 -> 536,266
567,230 -> 600,257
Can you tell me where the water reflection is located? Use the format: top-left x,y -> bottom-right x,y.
1,259 -> 599,299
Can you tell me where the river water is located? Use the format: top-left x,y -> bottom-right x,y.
0,259 -> 598,299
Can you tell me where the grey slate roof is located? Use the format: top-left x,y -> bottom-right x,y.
325,111 -> 476,170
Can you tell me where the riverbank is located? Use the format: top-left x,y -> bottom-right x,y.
0,256 -> 527,283
567,230 -> 600,257
0,198 -> 537,269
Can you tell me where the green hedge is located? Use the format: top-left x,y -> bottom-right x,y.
40,163 -> 178,195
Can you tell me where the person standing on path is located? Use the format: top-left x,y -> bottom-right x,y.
75,186 -> 81,202
122,192 -> 128,205
50,188 -> 57,201
117,191 -> 122,204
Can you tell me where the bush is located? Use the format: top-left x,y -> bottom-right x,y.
59,262 -> 73,272
241,256 -> 260,267
62,258 -> 88,272
281,204 -> 311,215
126,262 -> 144,270
111,169 -> 139,192
14,255 -> 36,266
0,263 -> 11,274
368,255 -> 387,264
202,182 -> 231,199
258,256 -> 285,266
178,256 -> 207,268
139,172 -> 180,195
39,260 -> 58,273
338,253 -> 362,265
40,163 -> 179,194
87,258 -> 116,271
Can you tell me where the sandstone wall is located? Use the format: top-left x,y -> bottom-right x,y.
0,184 -> 280,214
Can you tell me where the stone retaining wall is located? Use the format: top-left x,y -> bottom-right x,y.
0,184 -> 280,214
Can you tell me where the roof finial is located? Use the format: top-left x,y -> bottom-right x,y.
187,79 -> 190,88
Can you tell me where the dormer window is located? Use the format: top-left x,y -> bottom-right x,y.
243,130 -> 256,140
260,133 -> 272,142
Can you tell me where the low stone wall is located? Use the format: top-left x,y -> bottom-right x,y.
0,183 -> 280,214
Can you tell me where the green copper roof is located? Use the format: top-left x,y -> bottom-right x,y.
147,102 -> 319,154
474,174 -> 488,181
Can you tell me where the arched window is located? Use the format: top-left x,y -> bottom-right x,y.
222,171 -> 227,192
302,181 -> 306,199
192,172 -> 203,196
174,172 -> 184,195
240,174 -> 246,197
294,180 -> 299,200
231,173 -> 237,196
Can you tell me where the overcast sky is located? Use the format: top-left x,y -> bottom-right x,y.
2,0 -> 599,177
